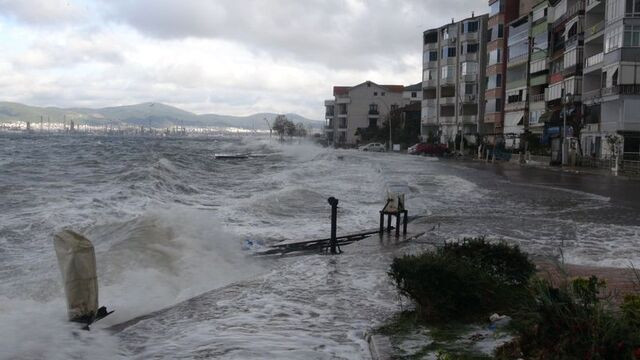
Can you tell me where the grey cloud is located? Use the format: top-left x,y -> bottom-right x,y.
101,0 -> 487,70
0,0 -> 84,25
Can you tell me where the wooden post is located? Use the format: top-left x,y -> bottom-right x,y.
379,211 -> 384,234
387,214 -> 392,232
403,210 -> 408,235
328,197 -> 339,254
395,213 -> 401,236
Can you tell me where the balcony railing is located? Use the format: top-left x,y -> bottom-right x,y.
324,125 -> 334,131
531,93 -> 546,103
325,112 -> 334,117
368,109 -> 379,115
602,85 -> 640,96
586,0 -> 601,10
585,21 -> 604,38
505,101 -> 526,111
585,52 -> 603,68
582,89 -> 602,102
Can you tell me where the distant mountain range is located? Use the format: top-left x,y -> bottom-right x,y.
0,101 -> 322,130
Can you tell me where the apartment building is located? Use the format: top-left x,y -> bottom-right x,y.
323,81 -> 409,146
485,0 -> 521,144
503,0 -> 539,149
582,0 -> 640,160
421,14 -> 489,148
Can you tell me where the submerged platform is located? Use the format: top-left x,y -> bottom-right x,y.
254,228 -> 425,256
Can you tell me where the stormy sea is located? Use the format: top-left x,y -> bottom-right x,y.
1,133 -> 639,359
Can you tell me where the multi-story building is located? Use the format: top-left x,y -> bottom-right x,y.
503,0 -> 539,149
582,0 -> 640,160
485,0 -> 521,144
421,14 -> 489,149
323,81 -> 410,146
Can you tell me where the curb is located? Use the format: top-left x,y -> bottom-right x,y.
366,332 -> 393,360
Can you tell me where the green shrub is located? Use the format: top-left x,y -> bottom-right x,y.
514,276 -> 640,359
388,237 -> 535,322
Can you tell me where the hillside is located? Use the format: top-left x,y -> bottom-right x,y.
0,102 -> 322,130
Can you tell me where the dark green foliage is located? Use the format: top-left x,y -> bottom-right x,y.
388,237 -> 534,322
513,276 -> 640,359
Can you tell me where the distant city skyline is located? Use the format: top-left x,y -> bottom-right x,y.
0,0 -> 486,120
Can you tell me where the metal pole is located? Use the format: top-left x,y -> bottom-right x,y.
562,99 -> 567,166
328,197 -> 339,254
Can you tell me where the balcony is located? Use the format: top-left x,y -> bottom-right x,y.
423,98 -> 437,106
585,52 -> 603,71
461,115 -> 478,124
460,32 -> 479,42
602,85 -> 640,96
338,122 -> 348,129
440,96 -> 456,105
337,111 -> 348,117
424,42 -> 439,51
324,125 -> 334,132
554,1 -> 585,27
531,93 -> 546,103
440,116 -> 456,125
507,53 -> 529,67
506,78 -> 526,89
585,21 -> 604,39
461,74 -> 478,82
325,112 -> 334,118
462,94 -> 478,103
336,96 -> 351,104
565,34 -> 583,49
505,101 -> 526,111
583,89 -> 602,103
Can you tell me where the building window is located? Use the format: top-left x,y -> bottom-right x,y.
532,6 -> 548,22
411,91 -> 417,98
624,25 -> 640,46
626,0 -> 640,16
464,83 -> 476,95
429,51 -> 438,61
381,92 -> 386,96
533,32 -> 548,50
486,74 -> 502,89
441,65 -> 455,79
607,0 -> 625,22
369,104 -> 378,112
466,43 -> 479,53
442,46 -> 457,59
488,48 -> 502,65
490,0 -> 502,17
463,21 -> 479,33
461,61 -> 478,75
373,92 -> 378,96
368,118 -> 377,127
606,25 -> 623,52
423,69 -> 436,81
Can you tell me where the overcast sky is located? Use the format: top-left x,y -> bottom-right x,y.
0,0 -> 487,119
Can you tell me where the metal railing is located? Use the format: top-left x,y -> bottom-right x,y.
582,88 -> 602,101
531,93 -> 546,103
602,85 -> 640,96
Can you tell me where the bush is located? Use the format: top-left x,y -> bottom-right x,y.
388,237 -> 535,322
512,276 -> 640,359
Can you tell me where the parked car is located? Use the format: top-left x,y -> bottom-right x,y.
408,143 -> 448,156
358,143 -> 386,152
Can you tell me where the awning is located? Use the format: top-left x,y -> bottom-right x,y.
505,112 -> 524,127
539,109 -> 560,124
